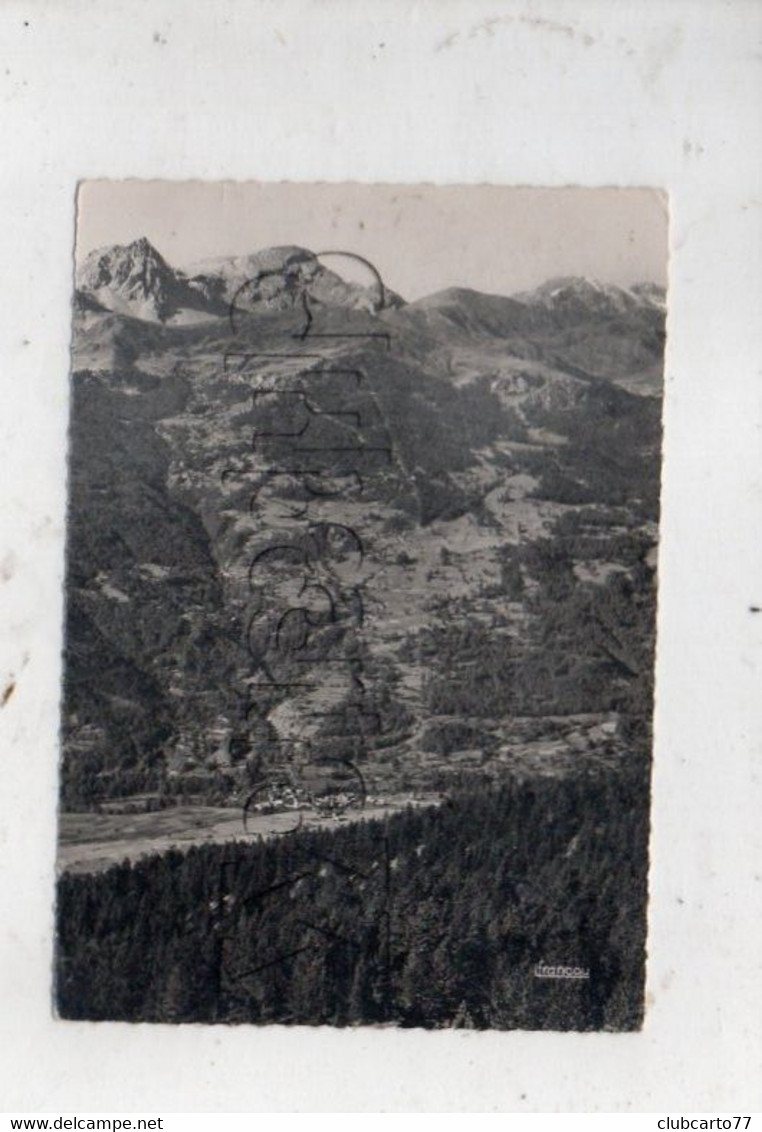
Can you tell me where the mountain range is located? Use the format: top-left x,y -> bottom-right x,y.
62,238 -> 664,811
77,237 -> 661,325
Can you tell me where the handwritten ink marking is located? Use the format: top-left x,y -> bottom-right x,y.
206,250 -> 407,1018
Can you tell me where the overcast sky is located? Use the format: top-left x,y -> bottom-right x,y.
76,181 -> 667,302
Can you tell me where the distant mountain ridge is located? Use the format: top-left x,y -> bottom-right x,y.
515,275 -> 665,316
398,276 -> 665,335
76,237 -> 664,330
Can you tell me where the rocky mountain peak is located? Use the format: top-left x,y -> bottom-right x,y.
76,238 -> 190,323
77,237 -> 169,285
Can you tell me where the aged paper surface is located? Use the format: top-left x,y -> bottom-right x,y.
1,0 -> 760,1114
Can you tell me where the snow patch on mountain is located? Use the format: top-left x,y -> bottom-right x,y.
517,276 -> 664,317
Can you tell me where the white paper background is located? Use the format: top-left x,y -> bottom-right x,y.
0,0 -> 760,1114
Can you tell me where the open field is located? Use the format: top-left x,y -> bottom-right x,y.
57,797 -> 437,875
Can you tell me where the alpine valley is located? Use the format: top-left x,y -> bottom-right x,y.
62,239 -> 664,818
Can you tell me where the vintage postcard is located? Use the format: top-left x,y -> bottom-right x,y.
55,181 -> 667,1030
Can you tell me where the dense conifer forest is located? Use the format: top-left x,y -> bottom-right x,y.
56,766 -> 649,1030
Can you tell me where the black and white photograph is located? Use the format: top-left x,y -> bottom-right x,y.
2,0 -> 760,1115
54,181 -> 667,1031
